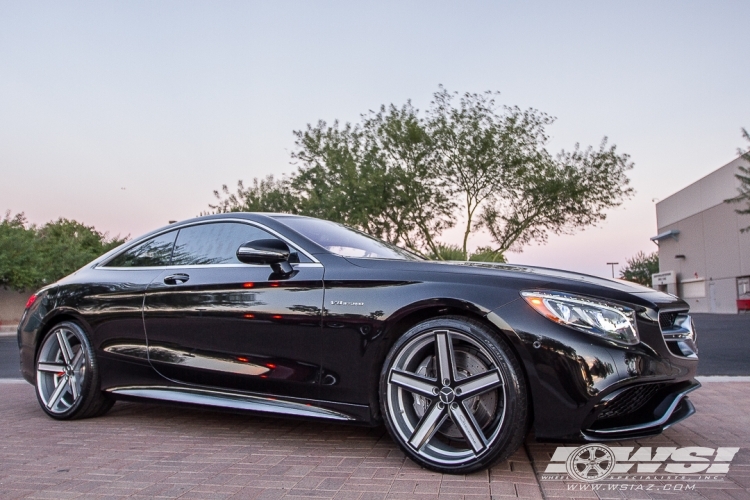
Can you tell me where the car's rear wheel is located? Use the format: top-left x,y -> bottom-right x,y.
35,321 -> 114,420
379,316 -> 528,473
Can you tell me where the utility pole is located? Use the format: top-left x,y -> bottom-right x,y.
606,262 -> 619,279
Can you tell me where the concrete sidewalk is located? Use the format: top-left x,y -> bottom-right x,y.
0,381 -> 748,499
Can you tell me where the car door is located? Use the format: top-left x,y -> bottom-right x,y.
92,229 -> 179,370
142,220 -> 325,400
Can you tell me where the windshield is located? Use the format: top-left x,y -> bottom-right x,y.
278,217 -> 422,261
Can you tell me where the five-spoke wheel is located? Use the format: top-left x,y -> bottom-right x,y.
380,317 -> 527,473
35,321 -> 113,419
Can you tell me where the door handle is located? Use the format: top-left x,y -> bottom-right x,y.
163,273 -> 190,285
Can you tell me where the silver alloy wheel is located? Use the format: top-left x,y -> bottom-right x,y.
385,328 -> 507,466
36,326 -> 86,414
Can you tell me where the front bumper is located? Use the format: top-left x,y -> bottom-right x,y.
582,380 -> 700,440
490,297 -> 699,442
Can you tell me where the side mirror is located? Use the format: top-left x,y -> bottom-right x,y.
236,239 -> 294,275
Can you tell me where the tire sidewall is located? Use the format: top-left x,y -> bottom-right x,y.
379,316 -> 527,473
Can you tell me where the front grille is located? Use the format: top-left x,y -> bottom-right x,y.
659,312 -> 679,330
597,384 -> 663,420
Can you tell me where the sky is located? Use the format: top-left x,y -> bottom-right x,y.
1,1 -> 748,278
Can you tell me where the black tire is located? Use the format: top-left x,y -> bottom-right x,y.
379,316 -> 528,473
35,321 -> 114,420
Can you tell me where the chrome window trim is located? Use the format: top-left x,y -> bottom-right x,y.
98,262 -> 323,271
96,218 -> 320,269
339,254 -> 424,262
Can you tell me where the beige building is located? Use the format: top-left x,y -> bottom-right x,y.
651,155 -> 750,313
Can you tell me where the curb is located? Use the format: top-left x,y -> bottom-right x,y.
696,375 -> 750,382
0,325 -> 18,337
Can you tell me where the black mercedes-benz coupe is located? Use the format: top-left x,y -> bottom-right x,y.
17,213 -> 699,473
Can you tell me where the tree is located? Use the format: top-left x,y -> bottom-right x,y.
210,175 -> 298,214
0,212 -> 126,291
426,243 -> 467,261
360,103 -> 456,256
427,87 -> 553,255
291,104 -> 456,257
469,247 -> 506,263
425,244 -> 506,263
0,212 -> 41,291
291,118 -> 409,247
480,139 -> 634,254
210,87 -> 634,258
290,120 -> 379,229
35,218 -> 126,283
724,128 -> 750,232
619,251 -> 659,286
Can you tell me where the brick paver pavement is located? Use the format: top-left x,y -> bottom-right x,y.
0,380 -> 748,499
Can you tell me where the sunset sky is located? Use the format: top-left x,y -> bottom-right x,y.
1,1 -> 748,277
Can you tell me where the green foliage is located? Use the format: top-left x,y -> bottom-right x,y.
427,87 -> 553,254
427,243 -> 467,261
36,218 -> 126,284
0,212 -> 126,291
469,247 -> 506,263
481,139 -> 634,253
619,251 -> 659,286
210,175 -> 299,214
210,87 -> 634,257
290,104 -> 456,257
725,128 -> 750,232
425,244 -> 506,262
291,119 -> 401,242
0,212 -> 40,290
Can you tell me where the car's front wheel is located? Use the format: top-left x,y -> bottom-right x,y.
380,316 -> 528,473
35,321 -> 114,420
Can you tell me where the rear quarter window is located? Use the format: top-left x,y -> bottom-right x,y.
104,231 -> 178,267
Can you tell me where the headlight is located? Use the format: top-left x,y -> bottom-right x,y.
521,291 -> 638,345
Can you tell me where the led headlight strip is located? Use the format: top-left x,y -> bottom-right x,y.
521,291 -> 639,345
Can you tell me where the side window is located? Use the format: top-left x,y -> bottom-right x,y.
105,231 -> 178,267
170,222 -> 310,266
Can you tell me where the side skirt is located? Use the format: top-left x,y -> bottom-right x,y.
107,385 -> 361,422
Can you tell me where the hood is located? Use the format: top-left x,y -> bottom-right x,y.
442,261 -> 650,293
344,257 -> 687,311
438,261 -> 686,310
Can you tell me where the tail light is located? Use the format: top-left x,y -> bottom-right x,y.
24,293 -> 38,310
